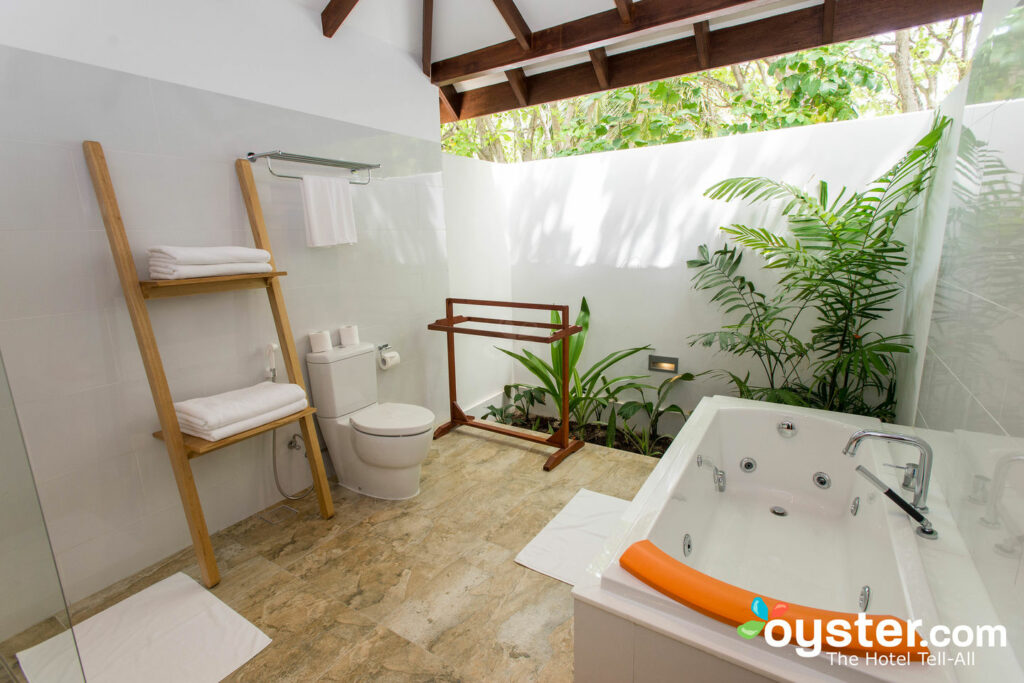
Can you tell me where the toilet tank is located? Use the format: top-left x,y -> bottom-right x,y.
305,342 -> 377,418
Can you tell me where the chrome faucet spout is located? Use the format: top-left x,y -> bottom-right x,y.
843,429 -> 933,511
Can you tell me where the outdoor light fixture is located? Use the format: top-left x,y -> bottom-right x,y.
648,354 -> 679,373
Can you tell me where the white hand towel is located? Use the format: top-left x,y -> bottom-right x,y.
147,246 -> 271,265
148,262 -> 273,280
300,175 -> 358,248
178,398 -> 308,442
174,381 -> 307,431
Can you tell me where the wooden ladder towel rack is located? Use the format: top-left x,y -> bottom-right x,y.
83,141 -> 334,588
428,298 -> 585,471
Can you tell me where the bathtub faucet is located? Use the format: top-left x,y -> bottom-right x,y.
843,430 -> 933,511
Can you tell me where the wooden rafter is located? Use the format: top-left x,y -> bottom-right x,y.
439,84 -> 462,120
422,0 -> 434,76
694,20 -> 711,69
822,0 -> 837,43
589,47 -> 611,90
491,0 -> 532,51
506,67 -> 529,106
321,0 -> 360,38
432,0 -> 757,86
440,0 -> 981,123
615,0 -> 634,24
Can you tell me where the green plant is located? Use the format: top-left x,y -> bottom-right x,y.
483,383 -> 547,427
496,297 -> 650,437
608,373 -> 695,456
687,117 -> 950,420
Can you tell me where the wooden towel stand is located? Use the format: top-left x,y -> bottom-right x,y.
428,298 -> 585,471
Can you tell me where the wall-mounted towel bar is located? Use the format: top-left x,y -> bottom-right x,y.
246,150 -> 380,184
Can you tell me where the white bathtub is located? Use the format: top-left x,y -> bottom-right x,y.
574,396 -> 950,683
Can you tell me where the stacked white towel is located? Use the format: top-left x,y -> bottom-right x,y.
147,246 -> 273,280
174,381 -> 307,441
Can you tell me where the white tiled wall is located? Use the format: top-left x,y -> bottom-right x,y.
0,45 -> 448,607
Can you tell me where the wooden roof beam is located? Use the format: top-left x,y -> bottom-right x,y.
822,0 -> 836,43
422,0 -> 434,76
589,47 -> 611,89
506,68 -> 530,106
321,0 -> 360,38
694,20 -> 711,69
491,0 -> 533,51
615,0 -> 635,24
432,0 -> 758,86
439,85 -> 462,121
440,0 -> 982,123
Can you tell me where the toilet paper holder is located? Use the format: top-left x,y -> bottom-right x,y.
377,343 -> 400,370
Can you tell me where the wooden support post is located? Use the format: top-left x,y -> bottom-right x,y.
822,0 -> 836,43
83,141 -> 221,588
235,159 -> 334,521
422,0 -> 434,76
506,67 -> 529,106
694,20 -> 711,69
589,47 -> 611,89
614,0 -> 634,24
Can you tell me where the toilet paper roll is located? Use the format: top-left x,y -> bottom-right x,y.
339,324 -> 360,347
309,330 -> 332,353
378,350 -> 400,370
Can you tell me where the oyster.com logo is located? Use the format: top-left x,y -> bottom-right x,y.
737,596 -> 788,639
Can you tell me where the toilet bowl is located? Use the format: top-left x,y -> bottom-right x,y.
306,343 -> 434,500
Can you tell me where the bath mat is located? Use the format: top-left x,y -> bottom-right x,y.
515,488 -> 629,586
16,572 -> 270,683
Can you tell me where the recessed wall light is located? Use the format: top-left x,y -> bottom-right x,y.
648,354 -> 678,373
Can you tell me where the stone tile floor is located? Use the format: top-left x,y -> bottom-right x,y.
0,429 -> 656,682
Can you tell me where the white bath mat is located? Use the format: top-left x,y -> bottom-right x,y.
16,572 -> 270,683
515,488 -> 629,586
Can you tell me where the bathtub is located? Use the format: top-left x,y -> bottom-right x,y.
573,396 -> 951,683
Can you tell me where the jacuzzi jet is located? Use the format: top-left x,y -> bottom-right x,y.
739,457 -> 757,473
770,506 -> 788,517
859,585 -> 871,611
683,533 -> 693,556
813,472 -> 832,489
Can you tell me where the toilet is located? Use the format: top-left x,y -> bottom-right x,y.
306,342 -> 434,500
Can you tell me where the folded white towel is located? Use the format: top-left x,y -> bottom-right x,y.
300,175 -> 358,248
174,381 -> 307,431
148,262 -> 273,280
178,398 -> 308,442
147,246 -> 271,265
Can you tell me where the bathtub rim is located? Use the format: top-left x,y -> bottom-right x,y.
576,395 -> 952,683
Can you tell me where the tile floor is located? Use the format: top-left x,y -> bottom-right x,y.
0,429 -> 657,682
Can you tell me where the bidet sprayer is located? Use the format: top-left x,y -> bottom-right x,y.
266,342 -> 280,381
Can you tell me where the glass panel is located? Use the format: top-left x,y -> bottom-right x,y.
0,346 -> 84,682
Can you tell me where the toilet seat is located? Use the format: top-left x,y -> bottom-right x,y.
351,402 -> 435,437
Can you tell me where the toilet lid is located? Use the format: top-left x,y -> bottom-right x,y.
350,402 -> 435,437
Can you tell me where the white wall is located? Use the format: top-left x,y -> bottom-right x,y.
489,113 -> 932,411
441,154 -> 514,413
0,45 -> 448,611
0,0 -> 439,142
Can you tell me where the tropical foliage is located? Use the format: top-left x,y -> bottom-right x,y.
687,117 -> 950,420
494,297 -> 650,439
443,19 -> 976,163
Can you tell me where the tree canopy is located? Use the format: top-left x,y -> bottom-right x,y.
442,18 -> 977,163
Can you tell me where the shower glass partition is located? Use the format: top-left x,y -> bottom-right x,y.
0,347 -> 84,682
